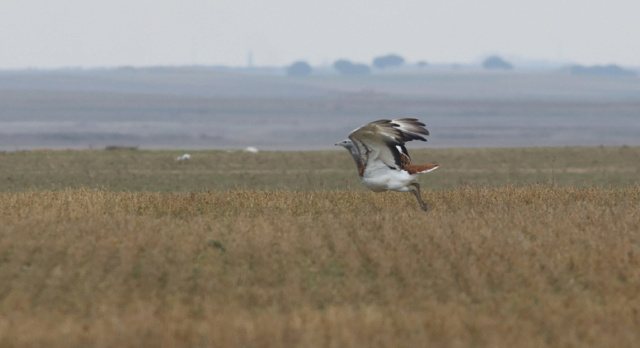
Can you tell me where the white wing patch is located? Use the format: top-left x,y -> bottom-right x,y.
418,165 -> 439,173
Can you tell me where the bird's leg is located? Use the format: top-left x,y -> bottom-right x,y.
409,183 -> 428,211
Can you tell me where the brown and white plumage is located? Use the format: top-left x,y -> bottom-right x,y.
336,118 -> 439,211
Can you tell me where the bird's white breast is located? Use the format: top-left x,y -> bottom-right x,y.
361,166 -> 416,192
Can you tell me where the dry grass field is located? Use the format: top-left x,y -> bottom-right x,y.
1,147 -> 640,347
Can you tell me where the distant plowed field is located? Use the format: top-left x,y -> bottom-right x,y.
1,147 -> 639,347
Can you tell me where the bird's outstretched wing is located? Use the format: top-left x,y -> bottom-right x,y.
348,118 -> 429,170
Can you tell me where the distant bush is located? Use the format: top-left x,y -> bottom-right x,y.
570,64 -> 637,77
286,61 -> 312,76
333,59 -> 371,75
483,56 -> 513,70
372,54 -> 405,69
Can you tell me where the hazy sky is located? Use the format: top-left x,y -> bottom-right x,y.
2,0 -> 639,69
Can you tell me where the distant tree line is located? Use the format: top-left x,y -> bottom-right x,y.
286,53 -> 410,76
285,54 -> 638,76
286,54 -> 519,76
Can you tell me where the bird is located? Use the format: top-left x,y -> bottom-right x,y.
175,153 -> 191,161
336,118 -> 439,211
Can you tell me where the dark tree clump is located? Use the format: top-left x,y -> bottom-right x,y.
372,54 -> 405,69
333,60 -> 371,75
286,61 -> 312,76
483,56 -> 513,70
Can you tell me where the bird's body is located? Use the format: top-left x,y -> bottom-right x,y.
175,153 -> 191,161
336,118 -> 439,210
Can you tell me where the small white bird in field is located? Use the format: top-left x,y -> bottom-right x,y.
176,153 -> 191,161
336,118 -> 439,211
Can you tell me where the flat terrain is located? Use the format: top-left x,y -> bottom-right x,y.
1,146 -> 639,192
1,147 -> 640,347
2,69 -> 640,150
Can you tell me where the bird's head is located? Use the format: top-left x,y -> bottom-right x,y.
335,139 -> 353,148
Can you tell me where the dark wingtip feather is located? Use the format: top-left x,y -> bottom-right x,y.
392,119 -> 429,142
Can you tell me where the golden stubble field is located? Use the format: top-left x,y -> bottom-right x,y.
1,147 -> 640,347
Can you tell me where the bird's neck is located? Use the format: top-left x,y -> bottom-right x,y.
346,145 -> 365,177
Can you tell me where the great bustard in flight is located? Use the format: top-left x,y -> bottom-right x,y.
336,118 -> 439,211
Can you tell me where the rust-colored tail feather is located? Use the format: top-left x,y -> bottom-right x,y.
404,164 -> 439,174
